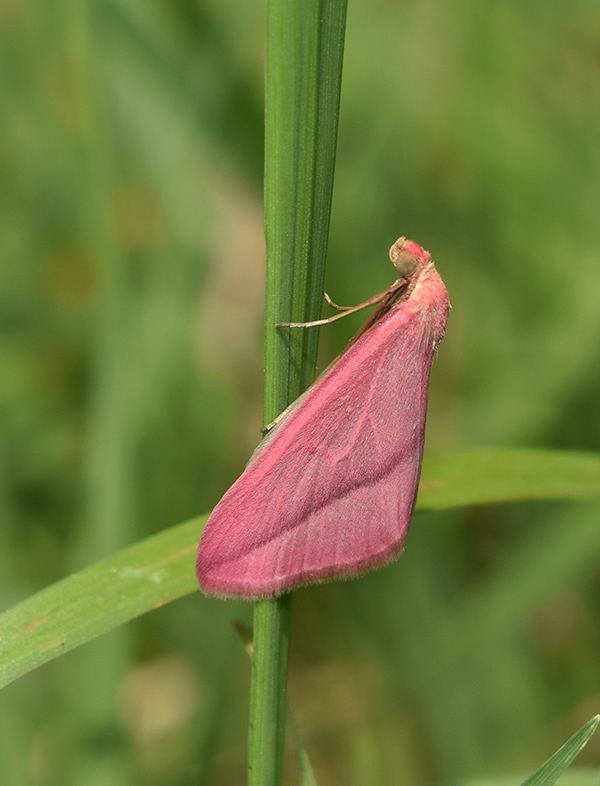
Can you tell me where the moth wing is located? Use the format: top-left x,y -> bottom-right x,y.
197,277 -> 448,600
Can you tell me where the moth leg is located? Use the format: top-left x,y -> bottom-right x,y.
275,280 -> 404,329
261,415 -> 281,433
261,403 -> 294,433
323,292 -> 354,311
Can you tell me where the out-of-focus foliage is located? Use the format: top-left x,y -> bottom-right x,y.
1,0 -> 599,784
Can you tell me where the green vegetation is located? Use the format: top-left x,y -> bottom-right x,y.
1,0 -> 600,783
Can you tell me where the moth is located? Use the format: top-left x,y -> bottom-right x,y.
197,237 -> 450,600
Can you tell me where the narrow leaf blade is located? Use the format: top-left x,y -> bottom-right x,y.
518,716 -> 600,786
418,450 -> 600,511
2,449 -> 600,691
0,517 -> 205,690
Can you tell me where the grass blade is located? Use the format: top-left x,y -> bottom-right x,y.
0,517 -> 205,690
254,0 -> 348,783
2,449 -> 599,692
519,716 -> 600,786
420,450 -> 600,510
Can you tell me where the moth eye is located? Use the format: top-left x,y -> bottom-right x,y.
391,249 -> 418,278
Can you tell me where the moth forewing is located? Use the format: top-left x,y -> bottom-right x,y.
196,237 -> 450,600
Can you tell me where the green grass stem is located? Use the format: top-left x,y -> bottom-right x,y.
250,0 -> 348,782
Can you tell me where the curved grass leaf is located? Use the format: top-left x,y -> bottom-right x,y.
0,516 -> 206,690
420,450 -> 600,510
2,449 -> 600,691
518,715 -> 599,786
463,768 -> 599,786
457,718 -> 599,786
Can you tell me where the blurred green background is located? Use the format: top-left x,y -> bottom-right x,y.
1,0 -> 600,784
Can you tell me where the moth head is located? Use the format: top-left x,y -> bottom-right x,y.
389,237 -> 431,277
